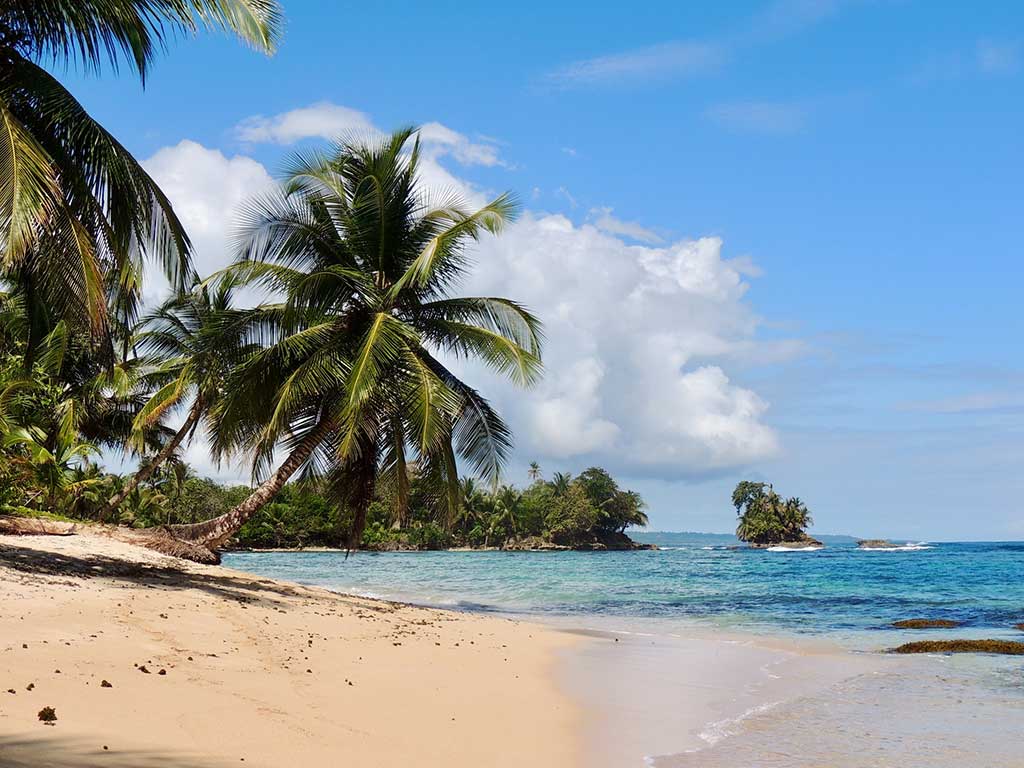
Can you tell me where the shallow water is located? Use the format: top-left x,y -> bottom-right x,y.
224,538 -> 1024,643
224,536 -> 1024,767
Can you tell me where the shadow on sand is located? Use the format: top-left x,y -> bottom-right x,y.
0,735 -> 236,768
0,541 -> 304,607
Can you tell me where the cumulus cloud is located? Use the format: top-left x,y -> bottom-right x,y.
143,140 -> 275,303
235,101 -> 504,168
138,110 -> 786,481
459,213 -> 783,476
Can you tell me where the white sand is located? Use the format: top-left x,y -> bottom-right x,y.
0,533 -> 581,767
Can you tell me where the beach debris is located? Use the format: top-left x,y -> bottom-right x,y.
138,665 -> 150,674
890,640 -> 1024,655
0,518 -> 76,536
38,706 -> 57,724
6,689 -> 15,694
892,619 -> 962,629
101,680 -> 112,688
158,669 -> 167,676
26,683 -> 34,691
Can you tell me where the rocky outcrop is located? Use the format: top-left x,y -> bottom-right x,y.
502,537 -> 570,552
858,539 -> 895,549
890,639 -> 1024,655
892,618 -> 962,629
749,535 -> 824,549
367,540 -> 422,552
502,531 -> 656,552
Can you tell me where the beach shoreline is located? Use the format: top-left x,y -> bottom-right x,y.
0,532 -> 582,768
5,532 -> 1019,768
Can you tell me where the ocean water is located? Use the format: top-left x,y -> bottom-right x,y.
224,537 -> 1024,642
223,535 -> 1024,767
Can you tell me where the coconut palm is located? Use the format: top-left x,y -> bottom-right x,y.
0,0 -> 282,356
528,461 -> 542,482
102,279 -> 245,515
168,128 -> 542,551
550,472 -> 572,496
486,485 -> 520,547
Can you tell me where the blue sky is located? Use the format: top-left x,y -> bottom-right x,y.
67,0 -> 1023,539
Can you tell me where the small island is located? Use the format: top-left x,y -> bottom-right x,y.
731,481 -> 822,548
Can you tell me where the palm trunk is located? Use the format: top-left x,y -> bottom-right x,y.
390,425 -> 409,530
168,419 -> 332,550
344,444 -> 378,550
103,403 -> 202,519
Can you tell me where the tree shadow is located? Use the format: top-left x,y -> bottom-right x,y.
0,541 -> 303,607
0,735 -> 234,768
0,540 -> 401,614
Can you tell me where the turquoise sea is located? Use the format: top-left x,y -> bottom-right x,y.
224,534 -> 1024,642
223,534 -> 1024,767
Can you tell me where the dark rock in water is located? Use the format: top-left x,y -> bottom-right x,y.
369,540 -> 422,552
750,536 -> 823,549
503,537 -> 570,552
503,531 -> 656,552
858,539 -> 895,549
890,640 -> 1024,655
892,619 -> 962,629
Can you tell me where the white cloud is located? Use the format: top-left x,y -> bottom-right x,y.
236,102 -> 379,144
459,214 -> 783,476
590,207 -> 663,244
546,41 -> 725,87
138,113 -> 786,482
704,101 -> 806,134
143,140 -> 275,303
235,102 -> 504,168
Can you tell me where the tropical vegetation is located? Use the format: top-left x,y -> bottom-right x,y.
0,2 -> 656,561
732,480 -> 814,545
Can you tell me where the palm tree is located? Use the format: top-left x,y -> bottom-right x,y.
455,476 -> 487,536
487,485 -> 520,547
168,128 -> 543,551
0,1 -> 282,357
550,472 -> 572,496
3,416 -> 98,511
528,461 -> 542,482
102,279 -> 244,516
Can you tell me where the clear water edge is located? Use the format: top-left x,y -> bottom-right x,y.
223,536 -> 1024,767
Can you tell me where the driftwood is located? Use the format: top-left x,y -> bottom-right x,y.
0,517 -> 78,536
115,528 -> 221,565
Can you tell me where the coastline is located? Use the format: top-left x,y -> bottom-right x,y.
0,533 -> 582,768
5,534 -> 1021,767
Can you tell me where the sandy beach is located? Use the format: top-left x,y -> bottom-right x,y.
0,533 -> 580,768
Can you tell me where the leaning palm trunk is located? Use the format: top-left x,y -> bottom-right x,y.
102,403 -> 202,518
169,420 -> 333,550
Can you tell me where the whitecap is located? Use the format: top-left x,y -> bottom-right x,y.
766,545 -> 823,552
697,700 -> 782,747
